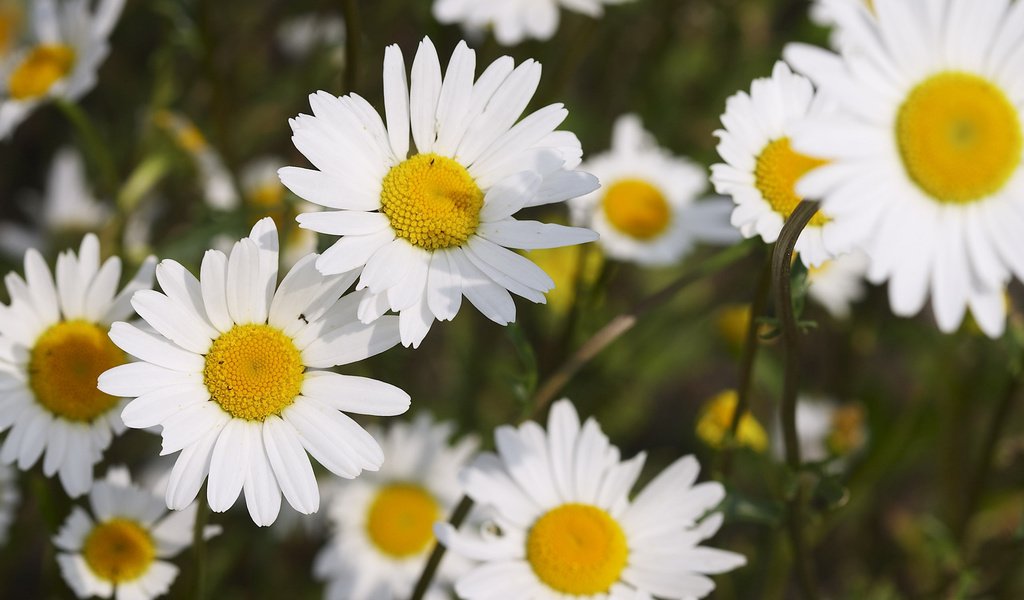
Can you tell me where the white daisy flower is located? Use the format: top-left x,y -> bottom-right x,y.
97,218 -> 410,526
432,0 -> 632,46
771,396 -> 867,466
0,462 -> 19,544
0,235 -> 155,497
809,0 -> 876,49
0,146 -> 110,258
154,110 -> 240,211
806,250 -> 869,320
275,13 -> 345,62
710,60 -> 836,268
53,466 -> 204,599
314,414 -> 478,600
281,37 -> 599,348
437,399 -> 746,599
571,114 -> 739,266
785,0 -> 1024,338
0,0 -> 125,139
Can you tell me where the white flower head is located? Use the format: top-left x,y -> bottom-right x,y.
806,250 -> 869,319
785,0 -> 1024,337
0,235 -> 155,497
98,218 -> 410,526
438,399 -> 746,599
572,114 -> 740,266
281,36 -> 600,348
0,146 -> 111,258
314,413 -> 479,600
711,60 -> 836,268
432,0 -> 633,46
53,467 -> 203,599
275,13 -> 345,61
0,0 -> 125,139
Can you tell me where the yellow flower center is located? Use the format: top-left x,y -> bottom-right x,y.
526,503 -> 628,595
601,179 -> 672,240
754,138 -> 829,228
8,44 -> 76,100
82,518 -> 156,583
380,153 -> 484,251
365,483 -> 440,558
696,390 -> 768,453
896,71 -> 1022,204
248,183 -> 285,209
203,324 -> 304,421
29,320 -> 125,422
827,404 -> 866,456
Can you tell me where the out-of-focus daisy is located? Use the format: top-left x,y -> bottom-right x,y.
438,399 -> 746,599
314,414 -> 478,600
771,397 -> 867,465
53,467 -> 205,599
154,110 -> 239,211
571,114 -> 739,266
0,0 -> 125,139
696,390 -> 768,453
0,463 -> 18,544
98,219 -> 409,526
0,146 -> 110,258
276,13 -> 345,63
786,0 -> 1024,338
710,61 -> 835,268
527,243 -> 603,316
241,156 -> 319,270
809,0 -> 875,49
0,235 -> 155,497
433,0 -> 633,46
282,37 -> 599,348
806,250 -> 869,320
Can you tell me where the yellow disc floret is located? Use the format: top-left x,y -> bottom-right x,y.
203,324 -> 304,421
897,71 -> 1022,204
380,153 -> 484,251
365,483 -> 440,558
526,503 -> 628,595
29,320 -> 125,422
82,518 -> 156,583
754,138 -> 829,227
8,44 -> 75,100
602,178 -> 672,240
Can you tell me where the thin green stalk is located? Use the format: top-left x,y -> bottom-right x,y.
407,242 -> 755,599
193,492 -> 210,600
720,251 -> 772,475
771,200 -> 821,600
341,0 -> 361,93
55,100 -> 119,197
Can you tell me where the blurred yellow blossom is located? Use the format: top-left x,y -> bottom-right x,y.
696,390 -> 768,452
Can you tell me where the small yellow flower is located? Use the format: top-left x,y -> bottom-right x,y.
696,390 -> 768,452
527,244 -> 603,317
826,404 -> 867,457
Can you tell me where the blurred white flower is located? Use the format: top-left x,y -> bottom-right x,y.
155,110 -> 239,211
806,251 -> 869,320
276,13 -> 345,62
433,0 -> 633,46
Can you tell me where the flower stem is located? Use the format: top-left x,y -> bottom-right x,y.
771,200 -> 821,600
193,492 -> 210,600
409,496 -> 474,600
55,100 -> 119,198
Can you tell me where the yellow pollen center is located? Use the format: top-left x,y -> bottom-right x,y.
526,503 -> 628,595
82,518 -> 156,583
754,138 -> 829,227
365,483 -> 440,558
380,153 -> 484,250
203,324 -> 304,421
8,44 -> 75,100
601,179 -> 672,240
896,71 -> 1022,204
29,320 -> 125,422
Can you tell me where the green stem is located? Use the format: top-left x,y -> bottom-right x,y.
341,0 -> 361,93
193,493 -> 210,600
771,200 -> 821,600
55,100 -> 119,197
720,251 -> 772,475
409,496 -> 474,600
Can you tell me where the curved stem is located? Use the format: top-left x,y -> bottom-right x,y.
406,242 -> 755,599
772,200 -> 821,600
